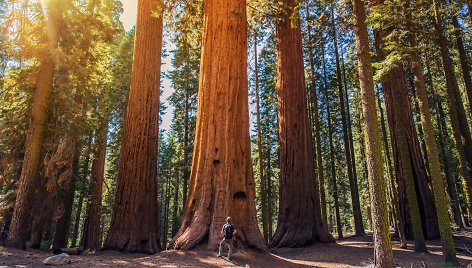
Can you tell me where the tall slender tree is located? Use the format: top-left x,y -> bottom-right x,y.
351,0 -> 394,265
305,3 -> 328,229
330,4 -> 364,236
405,8 -> 457,263
322,42 -> 342,239
82,100 -> 109,251
5,0 -> 63,249
432,0 -> 472,218
254,32 -> 269,243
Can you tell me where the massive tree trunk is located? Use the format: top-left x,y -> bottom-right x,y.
330,6 -> 364,236
5,0 -> 62,250
103,0 -> 163,254
351,0 -> 394,266
82,112 -> 108,251
169,0 -> 265,251
406,7 -> 458,261
390,66 -> 428,252
433,0 -> 472,219
305,4 -> 328,230
270,0 -> 333,248
369,0 -> 439,240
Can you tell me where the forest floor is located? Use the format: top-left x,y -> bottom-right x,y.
0,229 -> 471,267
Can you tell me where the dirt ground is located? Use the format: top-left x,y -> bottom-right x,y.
0,230 -> 471,267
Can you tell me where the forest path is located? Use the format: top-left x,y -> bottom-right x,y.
0,229 -> 471,267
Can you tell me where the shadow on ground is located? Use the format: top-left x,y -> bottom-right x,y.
0,229 -> 471,267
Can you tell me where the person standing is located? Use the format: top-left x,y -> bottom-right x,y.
218,217 -> 236,260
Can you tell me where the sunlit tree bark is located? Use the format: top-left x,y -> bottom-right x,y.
351,0 -> 394,265
103,0 -> 163,253
169,0 -> 266,250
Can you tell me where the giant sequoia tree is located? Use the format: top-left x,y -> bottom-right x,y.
269,0 -> 332,248
5,0 -> 63,249
103,0 -> 163,254
169,0 -> 266,250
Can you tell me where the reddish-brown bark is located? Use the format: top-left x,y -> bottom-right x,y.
270,0 -> 333,248
5,1 -> 63,250
169,0 -> 265,251
103,0 -> 163,254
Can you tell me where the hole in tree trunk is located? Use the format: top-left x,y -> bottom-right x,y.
213,159 -> 220,165
233,191 -> 247,199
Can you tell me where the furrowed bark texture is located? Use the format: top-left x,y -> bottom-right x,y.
103,0 -> 163,254
270,0 -> 333,248
169,0 -> 266,251
370,0 -> 439,240
390,66 -> 427,252
351,0 -> 394,266
407,26 -> 458,264
5,1 -> 62,249
406,5 -> 458,262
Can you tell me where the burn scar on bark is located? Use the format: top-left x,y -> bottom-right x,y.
233,191 -> 247,199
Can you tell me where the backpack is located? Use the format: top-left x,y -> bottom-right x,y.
223,224 -> 234,239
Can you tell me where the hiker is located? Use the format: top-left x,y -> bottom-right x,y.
218,217 -> 236,260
